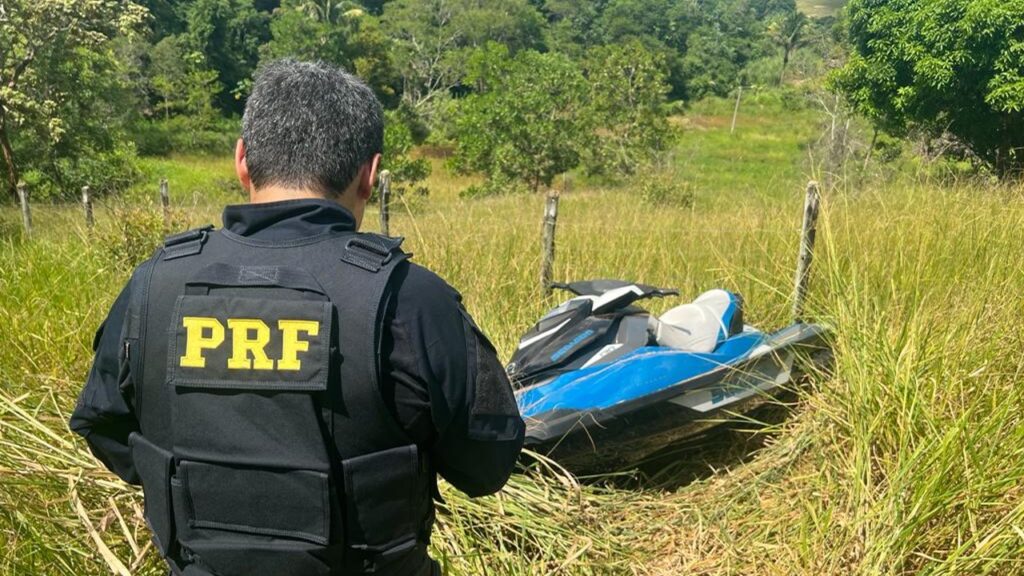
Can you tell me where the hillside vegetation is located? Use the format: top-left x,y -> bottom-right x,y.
796,0 -> 846,18
3,95 -> 1024,574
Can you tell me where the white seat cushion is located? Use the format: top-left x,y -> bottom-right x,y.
655,289 -> 739,352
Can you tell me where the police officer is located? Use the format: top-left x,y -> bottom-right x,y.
69,59 -> 525,576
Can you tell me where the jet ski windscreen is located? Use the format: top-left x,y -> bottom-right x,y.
507,314 -> 618,387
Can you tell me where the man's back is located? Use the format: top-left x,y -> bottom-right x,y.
69,60 -> 524,576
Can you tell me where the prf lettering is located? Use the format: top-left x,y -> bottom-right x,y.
179,317 -> 319,370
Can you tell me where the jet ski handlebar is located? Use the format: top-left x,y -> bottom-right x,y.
551,279 -> 679,298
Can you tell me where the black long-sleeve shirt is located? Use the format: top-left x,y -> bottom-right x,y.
69,199 -> 524,497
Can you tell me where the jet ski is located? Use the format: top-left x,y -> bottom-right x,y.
508,279 -> 830,474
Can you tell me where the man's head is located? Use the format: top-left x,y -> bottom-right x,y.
236,59 -> 383,227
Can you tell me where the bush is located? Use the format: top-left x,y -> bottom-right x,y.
459,174 -> 523,199
873,132 -> 904,164
579,42 -> 675,178
451,45 -> 589,194
640,177 -> 694,208
830,0 -> 1024,177
96,205 -> 190,272
20,141 -> 142,202
380,110 -> 431,200
131,116 -> 239,157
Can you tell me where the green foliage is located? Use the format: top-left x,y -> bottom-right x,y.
0,0 -> 149,200
830,0 -> 1024,176
451,46 -> 590,194
381,110 -> 431,197
452,41 -> 675,192
542,0 -> 790,99
1,0 -> 839,202
593,0 -> 699,99
148,36 -> 222,123
96,205 -> 183,271
581,41 -> 675,177
261,0 -> 401,106
181,0 -> 271,113
639,176 -> 694,208
138,0 -> 192,38
131,116 -> 239,156
768,11 -> 809,84
382,0 -> 546,120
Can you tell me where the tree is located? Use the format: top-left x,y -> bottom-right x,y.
581,41 -> 674,176
582,0 -> 781,100
770,10 -> 808,84
451,44 -> 590,194
150,36 -> 221,122
831,0 -> 1024,177
594,0 -> 699,99
182,0 -> 271,113
539,0 -> 606,56
382,0 -> 545,117
137,0 -> 191,38
381,109 -> 430,197
749,0 -> 797,20
296,0 -> 362,22
0,0 -> 147,199
261,0 -> 400,105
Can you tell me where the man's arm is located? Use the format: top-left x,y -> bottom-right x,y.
68,279 -> 140,485
383,264 -> 525,497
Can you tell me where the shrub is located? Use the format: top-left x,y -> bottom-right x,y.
580,42 -> 676,179
640,177 -> 694,208
380,110 -> 431,200
131,116 -> 240,157
451,44 -> 589,194
459,174 -> 523,199
96,205 -> 190,272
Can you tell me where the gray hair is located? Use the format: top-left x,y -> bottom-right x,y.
242,59 -> 383,197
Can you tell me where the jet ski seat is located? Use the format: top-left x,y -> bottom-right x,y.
653,289 -> 744,352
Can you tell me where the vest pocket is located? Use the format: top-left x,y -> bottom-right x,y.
129,432 -> 176,556
179,461 -> 330,545
342,444 -> 427,557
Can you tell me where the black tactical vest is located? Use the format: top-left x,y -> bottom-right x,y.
123,226 -> 435,576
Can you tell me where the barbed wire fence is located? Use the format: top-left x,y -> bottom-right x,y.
8,171 -> 822,322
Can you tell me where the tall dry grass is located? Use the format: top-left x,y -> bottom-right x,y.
3,95 -> 1024,574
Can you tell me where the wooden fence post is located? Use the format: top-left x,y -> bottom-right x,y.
792,181 -> 821,322
160,178 -> 170,228
82,186 -> 94,230
17,181 -> 31,238
378,169 -> 391,236
540,190 -> 560,296
731,85 -> 743,135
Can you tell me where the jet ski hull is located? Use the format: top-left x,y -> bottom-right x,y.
515,323 -> 830,473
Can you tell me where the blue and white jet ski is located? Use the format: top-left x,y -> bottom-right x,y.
508,279 -> 830,473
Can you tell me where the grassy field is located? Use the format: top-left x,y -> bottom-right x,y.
796,0 -> 847,18
3,94 -> 1024,574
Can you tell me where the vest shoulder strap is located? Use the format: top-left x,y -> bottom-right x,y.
162,225 -> 214,261
340,233 -> 407,273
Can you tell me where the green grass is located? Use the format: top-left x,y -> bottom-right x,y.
128,155 -> 241,206
797,0 -> 847,18
4,97 -> 1024,574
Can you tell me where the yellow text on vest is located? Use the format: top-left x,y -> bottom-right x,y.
179,316 -> 320,370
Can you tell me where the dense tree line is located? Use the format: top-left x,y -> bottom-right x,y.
830,0 -> 1024,177
1,0 -> 817,199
